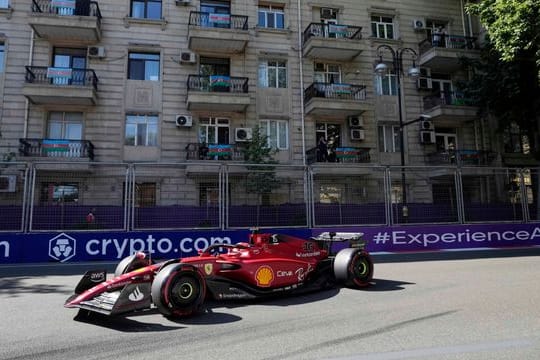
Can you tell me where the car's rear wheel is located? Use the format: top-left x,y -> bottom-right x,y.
114,253 -> 152,277
334,248 -> 373,288
151,264 -> 206,318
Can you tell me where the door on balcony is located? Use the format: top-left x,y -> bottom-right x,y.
200,57 -> 230,92
199,117 -> 230,145
316,123 -> 341,162
435,129 -> 457,151
320,8 -> 338,38
431,76 -> 453,105
53,47 -> 87,85
314,62 -> 341,84
47,112 -> 83,158
201,0 -> 230,28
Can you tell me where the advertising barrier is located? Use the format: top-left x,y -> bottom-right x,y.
1,224 -> 539,264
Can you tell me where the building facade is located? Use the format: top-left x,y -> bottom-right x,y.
0,0 -> 537,231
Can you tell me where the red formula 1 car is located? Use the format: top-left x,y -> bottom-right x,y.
65,230 -> 374,318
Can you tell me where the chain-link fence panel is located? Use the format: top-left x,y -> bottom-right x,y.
226,164 -> 308,228
132,163 -> 222,230
311,165 -> 387,226
388,166 -> 460,225
461,167 -> 526,223
526,168 -> 540,222
0,162 -> 29,232
29,162 -> 129,231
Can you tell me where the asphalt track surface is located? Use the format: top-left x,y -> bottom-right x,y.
1,249 -> 540,360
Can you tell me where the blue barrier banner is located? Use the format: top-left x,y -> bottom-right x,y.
1,224 -> 539,264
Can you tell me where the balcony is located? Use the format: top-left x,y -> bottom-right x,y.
302,23 -> 363,61
188,11 -> 249,54
186,75 -> 250,112
306,146 -> 370,165
304,82 -> 369,117
426,149 -> 497,166
418,33 -> 480,72
185,143 -> 245,161
28,0 -> 102,44
22,66 -> 98,106
422,91 -> 478,123
19,138 -> 95,160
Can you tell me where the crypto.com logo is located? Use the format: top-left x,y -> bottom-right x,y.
49,233 -> 76,262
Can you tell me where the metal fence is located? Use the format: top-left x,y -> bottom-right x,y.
0,161 -> 536,232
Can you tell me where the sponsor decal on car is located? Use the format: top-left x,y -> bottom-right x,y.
255,265 -> 274,287
128,286 -> 144,302
90,271 -> 106,283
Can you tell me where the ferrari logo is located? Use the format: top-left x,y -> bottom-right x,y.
204,263 -> 213,275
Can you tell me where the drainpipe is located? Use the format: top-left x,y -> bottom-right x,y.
297,0 -> 305,166
23,29 -> 35,138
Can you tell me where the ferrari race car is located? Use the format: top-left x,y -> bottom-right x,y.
65,230 -> 374,319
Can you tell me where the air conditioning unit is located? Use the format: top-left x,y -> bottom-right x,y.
420,119 -> 434,131
87,46 -> 105,58
0,175 -> 16,193
350,129 -> 365,141
417,77 -> 433,90
235,128 -> 253,142
175,115 -> 193,127
180,51 -> 196,64
420,130 -> 435,144
413,18 -> 426,30
348,115 -> 364,128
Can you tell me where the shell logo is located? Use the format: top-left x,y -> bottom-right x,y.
255,265 -> 274,287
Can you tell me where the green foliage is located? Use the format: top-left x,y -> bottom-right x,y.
466,0 -> 540,64
241,126 -> 280,196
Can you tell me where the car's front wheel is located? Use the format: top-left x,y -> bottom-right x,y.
151,264 -> 206,318
334,248 -> 373,288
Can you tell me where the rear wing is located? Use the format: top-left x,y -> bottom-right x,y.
311,232 -> 366,252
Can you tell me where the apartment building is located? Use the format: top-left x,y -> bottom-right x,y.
0,0 -> 536,230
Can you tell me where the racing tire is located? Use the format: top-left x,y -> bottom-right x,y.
114,253 -> 152,277
151,264 -> 206,318
333,248 -> 373,288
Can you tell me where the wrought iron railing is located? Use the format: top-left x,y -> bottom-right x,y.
185,143 -> 245,161
426,149 -> 497,166
423,90 -> 477,110
419,33 -> 477,54
306,146 -> 371,164
19,138 -> 95,160
31,0 -> 102,25
188,11 -> 248,30
304,82 -> 366,103
24,66 -> 98,90
303,22 -> 362,45
187,75 -> 248,93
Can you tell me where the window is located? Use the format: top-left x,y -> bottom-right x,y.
258,5 -> 284,29
0,42 -> 4,73
258,60 -> 287,88
503,122 -> 530,154
48,112 -> 83,140
0,0 -> 8,9
375,72 -> 398,95
378,125 -> 400,152
131,0 -> 161,19
319,184 -> 343,204
314,62 -> 341,83
125,114 -> 158,146
135,183 -> 156,207
199,117 -> 230,145
40,183 -> 79,204
199,182 -> 219,206
128,52 -> 160,81
260,120 -> 289,150
371,15 -> 394,39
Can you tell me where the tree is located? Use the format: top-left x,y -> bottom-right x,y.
241,126 -> 280,225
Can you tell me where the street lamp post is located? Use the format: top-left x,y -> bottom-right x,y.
374,45 -> 419,221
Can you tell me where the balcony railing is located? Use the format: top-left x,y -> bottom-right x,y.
426,149 -> 497,166
303,23 -> 362,44
304,82 -> 366,103
19,138 -> 95,160
31,0 -> 102,23
419,33 -> 477,54
185,143 -> 244,161
307,146 -> 371,164
24,66 -> 98,90
423,91 -> 477,111
188,11 -> 248,30
187,75 -> 248,93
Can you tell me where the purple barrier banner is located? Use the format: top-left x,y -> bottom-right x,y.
1,224 -> 539,264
